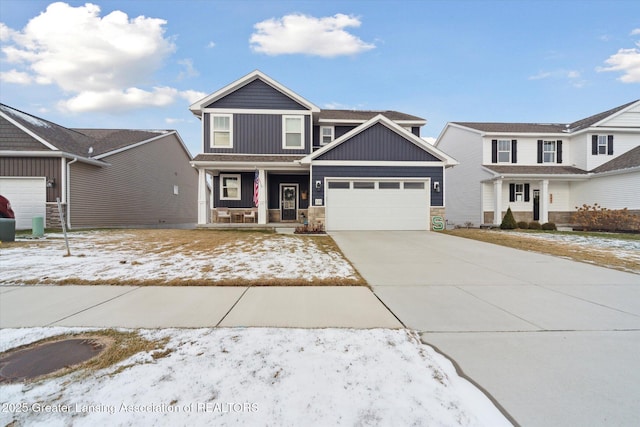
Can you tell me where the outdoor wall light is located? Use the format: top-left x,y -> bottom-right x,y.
433,181 -> 440,192
46,178 -> 56,188
315,180 -> 322,190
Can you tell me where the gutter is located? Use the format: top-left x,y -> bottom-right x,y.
0,150 -> 108,167
65,157 -> 78,229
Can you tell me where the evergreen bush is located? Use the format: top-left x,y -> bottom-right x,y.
500,207 -> 517,230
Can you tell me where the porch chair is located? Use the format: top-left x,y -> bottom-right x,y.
215,207 -> 231,223
243,208 -> 257,223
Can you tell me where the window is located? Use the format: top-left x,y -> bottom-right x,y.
404,182 -> 425,189
497,140 -> 511,163
353,181 -> 375,189
320,126 -> 334,145
509,183 -> 530,202
379,182 -> 401,189
211,114 -> 232,148
514,184 -> 524,201
328,181 -> 350,189
597,135 -> 607,154
220,174 -> 241,200
543,140 -> 556,163
592,135 -> 613,155
283,115 -> 304,149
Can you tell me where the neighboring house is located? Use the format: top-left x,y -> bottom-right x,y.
189,70 -> 458,231
0,103 -> 198,230
435,100 -> 640,227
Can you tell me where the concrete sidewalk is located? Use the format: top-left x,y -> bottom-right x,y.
0,285 -> 402,329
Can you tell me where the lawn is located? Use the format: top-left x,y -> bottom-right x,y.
0,229 -> 366,286
444,228 -> 640,274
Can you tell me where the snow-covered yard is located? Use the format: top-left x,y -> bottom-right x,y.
0,327 -> 510,426
0,230 -> 362,286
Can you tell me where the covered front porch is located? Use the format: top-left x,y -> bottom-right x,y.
193,156 -> 310,226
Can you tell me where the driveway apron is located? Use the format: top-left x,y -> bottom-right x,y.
331,231 -> 640,427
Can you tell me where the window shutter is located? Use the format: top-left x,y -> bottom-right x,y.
607,135 -> 614,155
509,183 -> 515,202
592,135 -> 598,155
557,140 -> 563,163
524,183 -> 530,202
537,140 -> 543,163
511,140 -> 517,163
491,140 -> 498,163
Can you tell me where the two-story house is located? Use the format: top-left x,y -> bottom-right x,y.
189,71 -> 458,231
434,100 -> 640,227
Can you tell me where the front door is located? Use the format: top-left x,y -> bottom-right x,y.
280,184 -> 297,221
533,189 -> 540,221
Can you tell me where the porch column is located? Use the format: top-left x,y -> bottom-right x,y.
197,168 -> 208,225
257,169 -> 267,224
493,179 -> 503,225
540,179 -> 549,224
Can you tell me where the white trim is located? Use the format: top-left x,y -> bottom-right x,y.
0,110 -> 59,151
318,118 -> 427,126
219,173 -> 242,200
190,161 -> 307,171
209,113 -> 233,149
0,150 -> 107,167
189,70 -> 320,115
282,115 -> 305,150
302,114 -> 458,166
279,183 -> 299,221
591,100 -> 640,127
203,108 -> 313,116
94,131 -> 192,160
311,160 -> 446,167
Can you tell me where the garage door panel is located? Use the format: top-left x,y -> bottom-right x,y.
0,177 -> 46,230
326,180 -> 430,231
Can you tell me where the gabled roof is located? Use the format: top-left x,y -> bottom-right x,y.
189,70 -> 320,115
0,103 -> 188,162
591,145 -> 640,174
319,110 -> 426,124
303,114 -> 457,166
448,99 -> 640,135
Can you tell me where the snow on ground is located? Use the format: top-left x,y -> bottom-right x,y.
510,231 -> 640,264
0,328 -> 510,427
0,231 -> 358,285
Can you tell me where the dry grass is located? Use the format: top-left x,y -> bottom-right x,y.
443,229 -> 640,274
1,329 -> 170,383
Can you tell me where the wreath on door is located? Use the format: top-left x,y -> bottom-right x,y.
284,188 -> 295,200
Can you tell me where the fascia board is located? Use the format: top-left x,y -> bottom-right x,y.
0,111 -> 59,151
591,100 -> 640,128
0,150 -> 108,166
93,131 -> 192,160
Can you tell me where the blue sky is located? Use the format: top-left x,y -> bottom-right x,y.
1,0 -> 638,155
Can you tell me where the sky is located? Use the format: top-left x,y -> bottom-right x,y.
0,0 -> 638,156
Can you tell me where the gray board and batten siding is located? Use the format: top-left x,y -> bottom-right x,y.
312,165 -> 444,207
204,114 -> 311,155
68,133 -> 198,228
205,79 -> 308,110
314,123 -> 439,162
0,156 -> 62,202
213,172 -> 310,210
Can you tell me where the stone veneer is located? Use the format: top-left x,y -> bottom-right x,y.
46,203 -> 65,229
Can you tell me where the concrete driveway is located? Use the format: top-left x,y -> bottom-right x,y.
331,231 -> 640,427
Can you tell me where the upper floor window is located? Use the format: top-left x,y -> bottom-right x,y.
592,135 -> 613,155
211,114 -> 232,148
543,140 -> 556,163
220,174 -> 241,200
320,126 -> 334,145
497,140 -> 511,163
283,115 -> 304,149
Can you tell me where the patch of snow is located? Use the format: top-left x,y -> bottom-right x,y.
0,231 -> 359,285
0,328 -> 511,426
0,105 -> 51,128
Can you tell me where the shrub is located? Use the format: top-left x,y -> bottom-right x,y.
528,221 -> 541,230
294,223 -> 325,234
542,222 -> 557,231
572,203 -> 640,232
500,207 -> 517,230
516,221 -> 529,229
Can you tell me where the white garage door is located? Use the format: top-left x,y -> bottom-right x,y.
0,177 -> 46,230
325,179 -> 430,231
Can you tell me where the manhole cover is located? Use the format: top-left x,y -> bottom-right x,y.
0,338 -> 106,383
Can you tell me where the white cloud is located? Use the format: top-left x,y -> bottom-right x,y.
177,58 -> 199,80
528,69 -> 586,87
178,89 -> 207,103
0,2 -> 205,112
597,29 -> 640,83
250,13 -> 375,57
528,71 -> 552,80
206,41 -> 216,48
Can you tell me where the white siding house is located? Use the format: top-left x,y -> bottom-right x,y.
435,100 -> 640,227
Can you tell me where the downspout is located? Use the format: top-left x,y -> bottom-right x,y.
66,157 -> 78,229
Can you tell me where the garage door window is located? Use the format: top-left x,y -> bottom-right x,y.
353,182 -> 375,189
379,182 -> 400,189
404,182 -> 425,189
328,181 -> 350,189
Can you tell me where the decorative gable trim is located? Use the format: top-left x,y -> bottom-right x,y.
302,114 -> 458,166
189,70 -> 320,116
